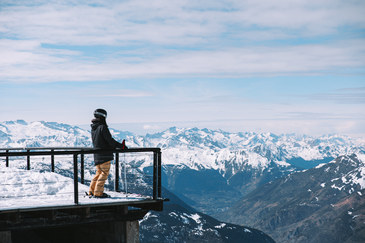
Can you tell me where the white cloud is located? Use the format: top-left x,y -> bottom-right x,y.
1,0 -> 364,45
0,0 -> 364,82
89,89 -> 154,98
1,38 -> 364,83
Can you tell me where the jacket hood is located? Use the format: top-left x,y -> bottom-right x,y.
91,118 -> 106,130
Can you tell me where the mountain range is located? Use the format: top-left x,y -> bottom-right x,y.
2,120 -> 364,216
1,120 -> 365,242
126,126 -> 364,216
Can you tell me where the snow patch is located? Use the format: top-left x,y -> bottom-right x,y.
315,163 -> 327,169
189,213 -> 202,224
356,153 -> 365,164
275,160 -> 291,167
244,228 -> 252,233
331,184 -> 344,191
215,223 -> 226,229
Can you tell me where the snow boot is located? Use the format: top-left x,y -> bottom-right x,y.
94,193 -> 111,198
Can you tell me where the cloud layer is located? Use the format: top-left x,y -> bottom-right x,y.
1,0 -> 364,82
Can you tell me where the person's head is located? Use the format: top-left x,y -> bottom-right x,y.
94,108 -> 107,121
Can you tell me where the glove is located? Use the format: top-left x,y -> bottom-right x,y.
121,139 -> 128,149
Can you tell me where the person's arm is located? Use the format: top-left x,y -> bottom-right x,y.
101,125 -> 127,149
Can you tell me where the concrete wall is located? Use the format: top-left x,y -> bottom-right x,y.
0,231 -> 12,243
10,220 -> 140,243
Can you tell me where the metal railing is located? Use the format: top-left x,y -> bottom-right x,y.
0,147 -> 162,205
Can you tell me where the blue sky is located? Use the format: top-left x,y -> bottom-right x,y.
1,0 -> 364,136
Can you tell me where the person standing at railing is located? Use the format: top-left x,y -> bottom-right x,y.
89,108 -> 128,198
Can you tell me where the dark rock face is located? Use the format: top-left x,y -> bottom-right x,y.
219,154 -> 365,243
159,162 -> 293,216
139,188 -> 276,243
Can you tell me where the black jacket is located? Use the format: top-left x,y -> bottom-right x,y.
91,119 -> 124,165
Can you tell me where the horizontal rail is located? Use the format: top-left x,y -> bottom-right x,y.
0,147 -> 161,157
0,147 -> 88,150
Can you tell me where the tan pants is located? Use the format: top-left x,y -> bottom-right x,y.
89,161 -> 111,197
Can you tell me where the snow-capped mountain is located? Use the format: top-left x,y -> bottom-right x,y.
2,121 -> 363,170
1,120 -> 364,216
0,120 -> 91,147
142,126 -> 363,171
219,154 -> 365,243
139,127 -> 365,215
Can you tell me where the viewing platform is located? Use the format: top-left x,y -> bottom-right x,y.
0,147 -> 166,242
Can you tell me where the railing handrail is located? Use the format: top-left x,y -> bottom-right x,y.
0,146 -> 162,205
0,147 -> 91,150
0,147 -> 161,154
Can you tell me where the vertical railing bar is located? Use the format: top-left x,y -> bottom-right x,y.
27,149 -> 30,170
6,150 -> 9,167
73,153 -> 79,205
124,153 -> 128,197
115,152 -> 119,192
80,152 -> 84,184
153,151 -> 158,200
51,149 -> 55,172
158,150 -> 162,198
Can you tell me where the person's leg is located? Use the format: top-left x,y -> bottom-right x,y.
89,165 -> 102,195
94,161 -> 111,197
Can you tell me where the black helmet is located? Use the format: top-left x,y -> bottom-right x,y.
94,108 -> 107,118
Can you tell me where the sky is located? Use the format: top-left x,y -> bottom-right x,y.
0,0 -> 364,136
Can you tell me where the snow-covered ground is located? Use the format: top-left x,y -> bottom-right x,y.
0,166 -> 148,211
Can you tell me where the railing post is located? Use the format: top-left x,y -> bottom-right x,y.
51,149 -> 55,172
27,149 -> 30,170
81,153 -> 84,184
153,151 -> 158,200
6,150 -> 9,167
73,153 -> 79,205
123,153 -> 128,195
115,152 -> 119,192
158,150 -> 162,198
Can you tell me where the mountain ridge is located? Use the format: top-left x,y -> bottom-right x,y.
218,154 -> 365,243
2,120 -> 364,170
